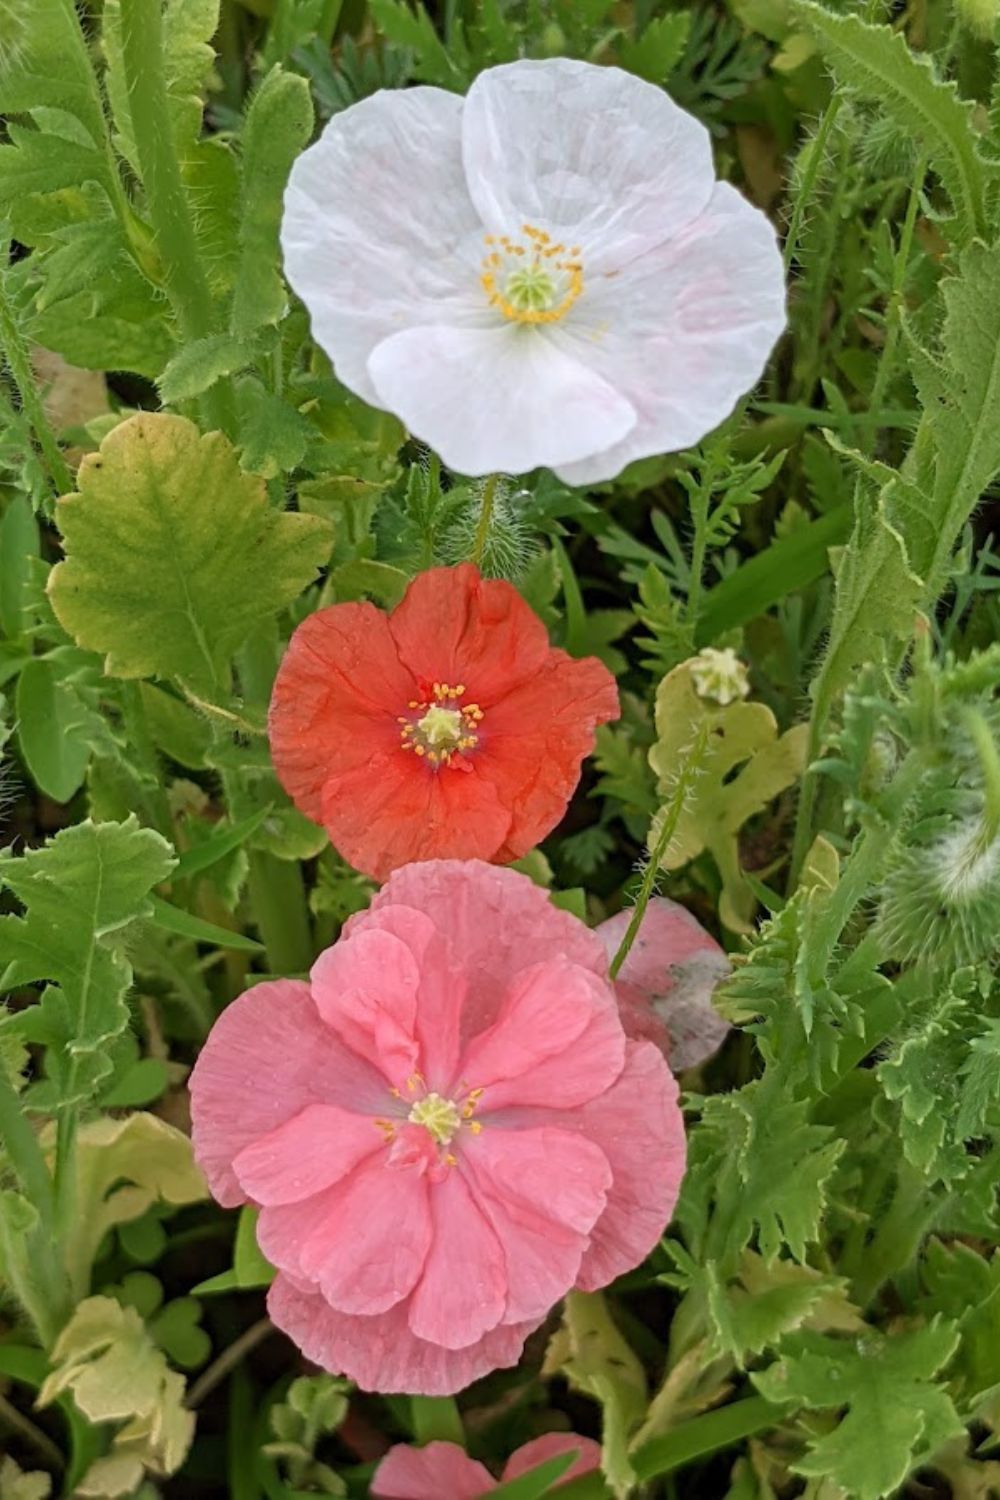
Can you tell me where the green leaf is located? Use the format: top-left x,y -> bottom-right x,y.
490,1453 -> 578,1499
618,13 -> 692,82
0,126 -> 108,200
793,1 -> 991,244
173,806 -> 273,879
193,1205 -> 276,1294
754,1322 -> 962,1500
14,656 -> 93,803
158,333 -> 253,404
918,1239 -> 1000,1411
0,818 -> 175,1100
103,0 -> 221,171
148,895 -> 264,953
48,412 -> 331,693
691,1087 -> 845,1265
138,682 -> 212,768
921,240 -> 1000,596
0,495 -> 39,640
231,67 -> 314,338
368,0 -> 466,88
956,1019 -> 1000,1139
409,1395 -> 464,1446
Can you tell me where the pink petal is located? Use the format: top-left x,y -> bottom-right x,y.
462,1126 -> 610,1322
256,1154 -> 431,1315
356,861 -> 608,1045
373,1442 -> 495,1499
597,898 -> 731,1072
503,1434 -> 602,1487
232,1103 -> 386,1206
572,1042 -> 686,1290
458,959 -> 624,1111
268,1274 -> 542,1395
310,927 -> 422,1090
188,979 -> 388,1208
408,1169 -> 506,1349
354,903 -> 466,1088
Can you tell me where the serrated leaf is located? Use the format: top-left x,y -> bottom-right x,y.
0,127 -> 108,201
48,413 -> 331,693
793,2 -> 991,245
368,0 -> 466,88
0,494 -> 39,640
754,1322 -> 962,1500
649,659 -> 807,931
956,1020 -> 1000,1139
619,13 -> 692,82
231,67 -> 314,337
39,1296 -> 195,1490
158,333 -> 252,404
103,0 -> 220,172
0,820 -> 175,1101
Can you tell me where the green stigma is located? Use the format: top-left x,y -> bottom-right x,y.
408,1092 -> 461,1145
504,264 -> 557,313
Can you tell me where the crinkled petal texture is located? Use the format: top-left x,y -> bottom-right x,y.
268,564 -> 618,881
189,861 -> 685,1395
371,1433 -> 601,1498
281,58 -> 784,480
598,897 -> 732,1071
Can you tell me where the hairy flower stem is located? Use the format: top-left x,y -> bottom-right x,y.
470,473 -> 501,567
610,723 -> 711,980
118,0 -> 233,435
0,267 -> 73,499
185,1319 -> 275,1408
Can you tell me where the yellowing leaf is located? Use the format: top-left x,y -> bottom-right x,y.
48,412 -> 331,693
39,1296 -> 194,1498
43,1112 -> 206,1296
544,1291 -> 646,1498
649,659 -> 807,931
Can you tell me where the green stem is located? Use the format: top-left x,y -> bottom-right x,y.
247,849 -> 313,975
186,1318 -> 275,1408
118,0 -> 232,433
470,474 -> 501,568
610,722 -> 711,980
0,1066 -> 55,1238
783,94 -> 843,274
0,264 -> 73,499
685,487 -> 710,628
961,705 -> 1000,847
0,1388 -> 65,1472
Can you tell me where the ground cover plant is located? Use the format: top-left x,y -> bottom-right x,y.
2,0 -> 1000,1496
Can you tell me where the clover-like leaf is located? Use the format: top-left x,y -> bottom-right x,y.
649,658 -> 807,930
48,412 -> 331,693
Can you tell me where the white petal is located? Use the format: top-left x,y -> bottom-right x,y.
281,87 -> 487,405
551,182 -> 786,484
462,59 -> 714,271
367,323 -> 636,476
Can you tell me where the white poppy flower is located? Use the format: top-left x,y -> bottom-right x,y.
281,58 -> 786,483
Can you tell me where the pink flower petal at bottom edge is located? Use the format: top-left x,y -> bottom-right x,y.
267,1274 -> 544,1396
503,1433 -> 603,1487
373,1441 -> 496,1499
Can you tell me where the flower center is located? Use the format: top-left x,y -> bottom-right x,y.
399,682 -> 484,767
408,1091 -> 461,1145
481,225 -> 584,326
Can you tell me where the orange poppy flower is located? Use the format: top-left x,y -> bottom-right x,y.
268,564 -> 618,880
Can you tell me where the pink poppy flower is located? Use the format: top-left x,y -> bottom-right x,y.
598,897 -> 731,1071
189,861 -> 685,1395
372,1434 -> 602,1498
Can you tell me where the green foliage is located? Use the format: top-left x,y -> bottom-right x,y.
754,1322 -> 963,1499
0,818 -> 175,1105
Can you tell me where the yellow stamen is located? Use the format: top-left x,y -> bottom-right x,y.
480,223 -> 584,326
